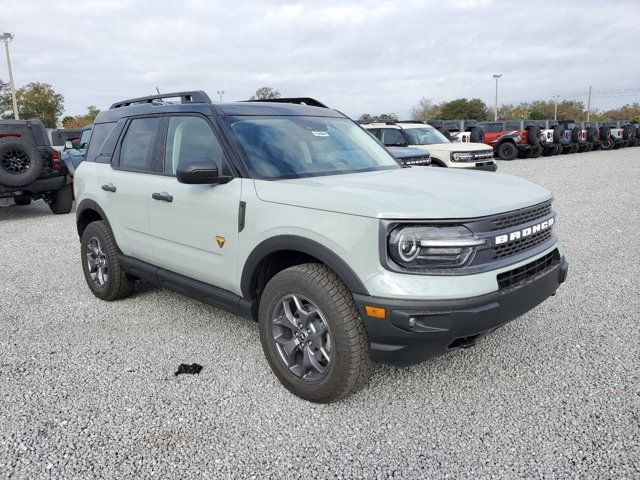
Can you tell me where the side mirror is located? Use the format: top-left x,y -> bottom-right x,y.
64,140 -> 74,150
176,158 -> 231,185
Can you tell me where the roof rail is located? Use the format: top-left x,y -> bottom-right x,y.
245,97 -> 328,108
356,120 -> 397,125
396,119 -> 424,124
110,90 -> 211,109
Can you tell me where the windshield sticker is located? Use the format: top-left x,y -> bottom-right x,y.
312,131 -> 329,137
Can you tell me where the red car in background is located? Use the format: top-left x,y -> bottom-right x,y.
478,120 -> 543,160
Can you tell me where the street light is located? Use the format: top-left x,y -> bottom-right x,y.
1,32 -> 19,120
216,90 -> 225,102
492,74 -> 502,121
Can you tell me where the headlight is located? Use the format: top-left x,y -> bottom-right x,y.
451,152 -> 473,161
388,225 -> 485,269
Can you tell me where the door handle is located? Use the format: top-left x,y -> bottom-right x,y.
152,192 -> 173,203
101,183 -> 116,192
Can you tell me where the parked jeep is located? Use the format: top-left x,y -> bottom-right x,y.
427,119 -> 485,143
573,121 -> 601,151
478,120 -> 542,160
48,128 -> 82,154
361,121 -> 496,170
531,120 -> 563,156
559,120 -> 589,153
74,91 -> 568,402
0,119 -> 73,213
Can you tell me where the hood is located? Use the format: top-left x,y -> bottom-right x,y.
254,167 -> 551,219
409,142 -> 491,153
387,146 -> 430,159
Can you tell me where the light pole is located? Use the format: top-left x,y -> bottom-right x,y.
1,32 -> 19,120
216,90 -> 225,102
492,74 -> 502,121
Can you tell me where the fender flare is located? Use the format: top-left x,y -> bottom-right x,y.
76,198 -> 111,238
240,235 -> 369,299
429,156 -> 447,167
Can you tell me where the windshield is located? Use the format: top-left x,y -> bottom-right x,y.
227,116 -> 400,179
52,131 -> 81,146
402,127 -> 450,145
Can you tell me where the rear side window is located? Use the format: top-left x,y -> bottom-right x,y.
481,123 -> 502,133
86,123 -> 115,163
379,128 -> 406,146
505,121 -> 521,131
164,116 -> 225,175
119,117 -> 160,173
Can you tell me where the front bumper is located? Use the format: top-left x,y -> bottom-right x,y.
0,175 -> 70,197
354,256 -> 568,366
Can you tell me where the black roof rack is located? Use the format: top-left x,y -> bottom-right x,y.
110,90 -> 211,109
246,97 -> 328,108
397,119 -> 424,124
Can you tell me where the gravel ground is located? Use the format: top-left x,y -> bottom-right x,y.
1,148 -> 639,479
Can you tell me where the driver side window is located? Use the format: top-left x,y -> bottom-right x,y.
380,128 -> 406,146
164,116 -> 225,175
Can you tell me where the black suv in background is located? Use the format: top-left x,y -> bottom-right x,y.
0,120 -> 73,214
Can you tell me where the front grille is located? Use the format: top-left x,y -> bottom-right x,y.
493,229 -> 552,259
497,249 -> 560,291
490,201 -> 552,231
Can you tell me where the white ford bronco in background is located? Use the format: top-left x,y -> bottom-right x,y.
360,120 -> 497,171
74,91 -> 568,402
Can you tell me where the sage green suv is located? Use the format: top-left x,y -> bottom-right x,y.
74,91 -> 568,403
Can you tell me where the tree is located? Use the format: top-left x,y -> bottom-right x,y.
359,113 -> 374,121
250,86 -> 281,100
62,105 -> 100,128
438,98 -> 488,120
498,103 -> 530,120
377,113 -> 398,121
410,97 -> 441,121
0,78 -> 12,118
1,82 -> 64,127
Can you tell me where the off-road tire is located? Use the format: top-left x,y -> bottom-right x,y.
542,146 -> 554,157
81,221 -> 135,301
0,138 -> 43,187
258,263 -> 373,403
526,125 -> 541,147
469,126 -> 484,143
530,145 -> 544,158
552,126 -> 564,144
497,142 -> 518,160
49,184 -> 73,214
14,197 -> 32,206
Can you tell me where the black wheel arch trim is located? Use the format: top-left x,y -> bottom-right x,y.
76,199 -> 111,238
240,235 -> 369,299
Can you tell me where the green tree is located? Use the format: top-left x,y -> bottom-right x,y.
377,113 -> 398,121
2,82 -> 64,127
359,113 -> 374,121
62,105 -> 100,128
250,86 -> 281,100
410,97 -> 441,121
438,98 -> 488,120
499,103 -> 530,119
0,78 -> 12,118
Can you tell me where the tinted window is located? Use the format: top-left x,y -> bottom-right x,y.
505,121 -> 521,131
119,118 -> 160,173
228,116 -> 399,179
164,116 -> 225,175
402,127 -> 450,145
85,123 -> 115,162
379,128 -> 406,146
482,123 -> 504,133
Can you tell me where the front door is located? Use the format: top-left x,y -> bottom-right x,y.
146,115 -> 241,293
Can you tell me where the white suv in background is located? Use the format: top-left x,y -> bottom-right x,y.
361,121 -> 496,171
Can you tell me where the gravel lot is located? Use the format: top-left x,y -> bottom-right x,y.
1,148 -> 639,479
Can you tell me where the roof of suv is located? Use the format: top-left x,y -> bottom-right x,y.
94,91 -> 345,124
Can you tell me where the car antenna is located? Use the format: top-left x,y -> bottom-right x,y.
155,86 -> 161,94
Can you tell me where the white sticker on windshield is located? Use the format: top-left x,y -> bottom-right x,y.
312,131 -> 329,137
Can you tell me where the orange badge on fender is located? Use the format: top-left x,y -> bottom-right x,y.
215,236 -> 226,248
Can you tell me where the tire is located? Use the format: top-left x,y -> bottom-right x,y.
14,197 -> 32,206
530,145 -> 543,158
542,146 -> 554,157
497,141 -> 518,160
517,148 -> 532,159
553,144 -> 563,155
586,127 -> 597,143
258,263 -> 373,403
49,184 -> 73,214
552,126 -> 564,144
622,125 -> 633,140
436,127 -> 451,141
0,138 -> 43,187
469,126 -> 484,143
81,220 -> 136,301
570,128 -> 580,143
526,125 -> 541,147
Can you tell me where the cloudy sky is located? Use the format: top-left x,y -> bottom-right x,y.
2,0 -> 640,118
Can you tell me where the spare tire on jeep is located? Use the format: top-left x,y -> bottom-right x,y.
552,125 -> 564,144
622,125 -> 633,140
469,126 -> 484,143
0,138 -> 43,187
435,127 -> 452,141
526,125 -> 541,147
586,126 -> 597,143
570,127 -> 580,143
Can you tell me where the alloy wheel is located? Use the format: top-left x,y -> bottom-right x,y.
86,236 -> 108,287
0,148 -> 31,175
270,294 -> 331,381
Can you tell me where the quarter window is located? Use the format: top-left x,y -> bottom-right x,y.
164,116 -> 225,175
85,123 -> 114,163
119,117 -> 160,173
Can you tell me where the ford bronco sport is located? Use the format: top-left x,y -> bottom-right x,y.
361,120 -> 496,171
0,119 -> 73,213
74,91 -> 568,403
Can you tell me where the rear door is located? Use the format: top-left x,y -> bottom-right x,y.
146,114 -> 241,292
107,116 -> 163,263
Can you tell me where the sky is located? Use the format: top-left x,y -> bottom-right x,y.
2,0 -> 640,119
